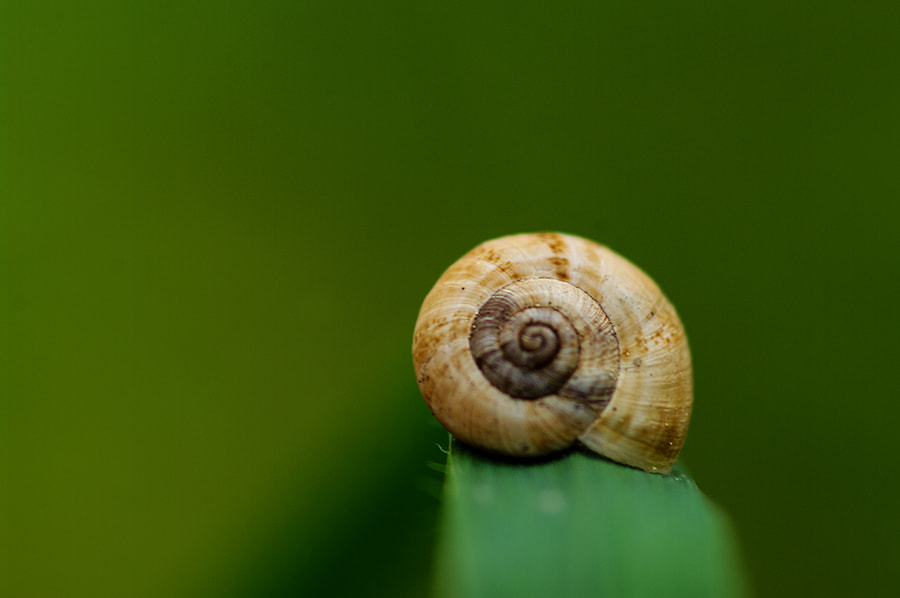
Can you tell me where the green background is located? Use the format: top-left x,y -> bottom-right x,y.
2,2 -> 898,596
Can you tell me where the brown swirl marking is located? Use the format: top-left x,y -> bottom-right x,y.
547,256 -> 570,281
535,232 -> 568,255
496,261 -> 519,276
655,418 -> 684,460
475,247 -> 504,264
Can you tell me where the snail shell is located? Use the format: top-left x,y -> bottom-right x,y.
412,232 -> 692,474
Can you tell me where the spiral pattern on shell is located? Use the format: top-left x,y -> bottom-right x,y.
412,233 -> 693,473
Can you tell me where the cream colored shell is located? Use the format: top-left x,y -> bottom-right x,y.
412,232 -> 692,474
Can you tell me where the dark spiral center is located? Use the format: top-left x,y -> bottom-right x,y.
504,322 -> 559,369
470,290 -> 580,399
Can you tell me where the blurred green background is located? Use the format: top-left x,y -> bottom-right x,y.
2,1 -> 898,596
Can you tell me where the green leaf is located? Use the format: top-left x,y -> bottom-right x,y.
432,439 -> 751,598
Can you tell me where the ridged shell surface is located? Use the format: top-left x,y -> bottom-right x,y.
412,232 -> 692,473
